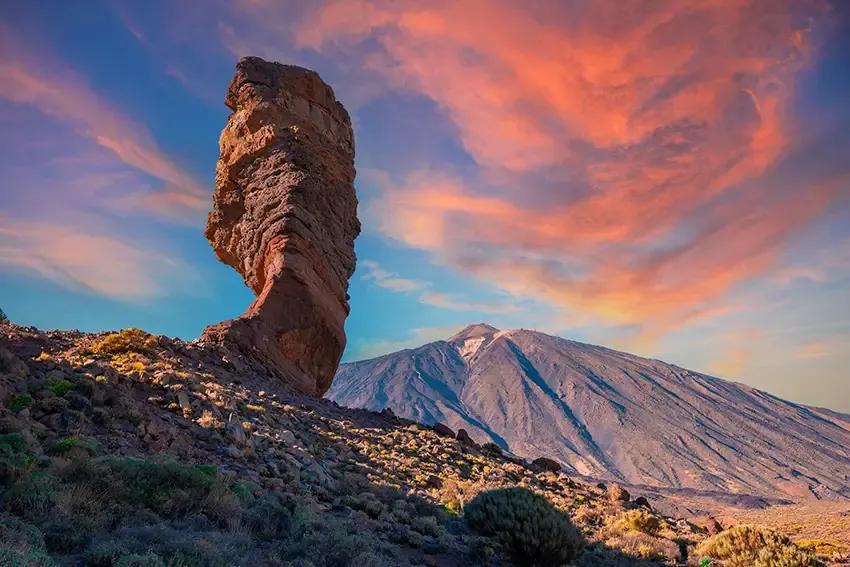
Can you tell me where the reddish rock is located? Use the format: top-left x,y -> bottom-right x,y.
456,429 -> 476,446
532,456 -> 562,473
633,496 -> 651,510
202,57 -> 360,396
432,422 -> 456,438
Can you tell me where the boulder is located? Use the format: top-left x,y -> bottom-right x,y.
532,456 -> 562,473
202,56 -> 360,397
432,422 -> 456,438
633,495 -> 651,510
456,429 -> 476,446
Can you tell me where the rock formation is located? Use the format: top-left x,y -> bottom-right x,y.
203,57 -> 360,396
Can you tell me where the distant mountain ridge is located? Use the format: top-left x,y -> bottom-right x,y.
330,324 -> 850,501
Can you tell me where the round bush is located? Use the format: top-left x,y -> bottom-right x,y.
464,487 -> 583,567
696,525 -> 823,567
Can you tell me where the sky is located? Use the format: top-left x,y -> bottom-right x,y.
1,0 -> 849,411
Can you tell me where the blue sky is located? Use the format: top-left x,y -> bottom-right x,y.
1,0 -> 849,411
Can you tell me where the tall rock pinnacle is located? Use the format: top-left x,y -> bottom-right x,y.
203,57 -> 360,396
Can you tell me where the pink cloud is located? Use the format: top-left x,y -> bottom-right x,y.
0,217 -> 196,299
0,24 -> 207,220
271,0 -> 839,340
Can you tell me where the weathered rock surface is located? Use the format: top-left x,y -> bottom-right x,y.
203,57 -> 360,396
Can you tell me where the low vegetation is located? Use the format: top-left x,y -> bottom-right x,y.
612,509 -> 662,536
0,431 -> 404,566
696,525 -> 824,567
84,329 -> 158,359
464,487 -> 584,566
1,324 -> 840,566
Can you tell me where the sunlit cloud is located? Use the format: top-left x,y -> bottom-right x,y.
0,24 -> 207,221
0,216 -> 198,300
359,259 -> 517,314
419,291 -> 518,314
707,328 -> 762,378
253,0 -> 841,343
798,338 -> 842,359
360,259 -> 426,292
345,324 -> 465,361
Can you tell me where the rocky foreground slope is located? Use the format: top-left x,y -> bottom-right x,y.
0,322 -> 722,566
331,324 -> 850,502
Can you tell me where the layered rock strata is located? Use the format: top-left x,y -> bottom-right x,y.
203,56 -> 359,396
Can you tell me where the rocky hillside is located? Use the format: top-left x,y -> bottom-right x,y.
330,324 -> 850,502
0,322 -> 733,566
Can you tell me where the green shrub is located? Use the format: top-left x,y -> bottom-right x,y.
8,394 -> 33,412
464,487 -> 583,567
49,380 -> 73,397
47,437 -> 99,457
114,553 -> 166,567
0,546 -> 56,567
244,493 -> 293,540
0,517 -> 46,553
0,434 -> 28,455
3,471 -> 59,518
612,509 -> 661,536
0,507 -> 56,566
696,525 -> 823,567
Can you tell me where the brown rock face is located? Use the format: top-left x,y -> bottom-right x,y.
203,57 -> 360,396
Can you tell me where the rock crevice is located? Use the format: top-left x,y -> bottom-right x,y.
203,56 -> 360,396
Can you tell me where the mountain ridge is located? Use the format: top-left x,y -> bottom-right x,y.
330,324 -> 850,502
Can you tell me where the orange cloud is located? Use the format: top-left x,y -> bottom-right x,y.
373,171 -> 842,341
0,24 -> 207,220
708,328 -> 762,377
798,338 -> 843,359
279,0 -> 840,340
418,291 -> 518,314
0,217 -> 196,299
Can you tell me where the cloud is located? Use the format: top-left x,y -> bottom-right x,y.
345,324 -> 465,361
708,328 -> 762,378
797,339 -> 841,359
359,259 -> 426,292
0,217 -> 197,300
0,24 -> 207,220
419,291 -> 518,314
360,259 -> 517,313
265,0 -> 841,342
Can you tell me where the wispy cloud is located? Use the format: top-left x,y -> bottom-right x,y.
0,216 -> 199,300
798,338 -> 842,359
252,0 -> 841,343
708,328 -> 762,378
359,259 -> 426,292
360,259 -> 516,313
419,291 -> 518,314
345,324 -> 465,361
0,24 -> 207,221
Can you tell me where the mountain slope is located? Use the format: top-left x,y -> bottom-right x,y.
330,324 -> 850,501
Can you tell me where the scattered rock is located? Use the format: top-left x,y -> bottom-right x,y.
532,457 -> 562,473
280,430 -> 296,445
456,429 -> 476,446
633,495 -> 651,510
432,422 -> 455,438
694,515 -> 723,535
